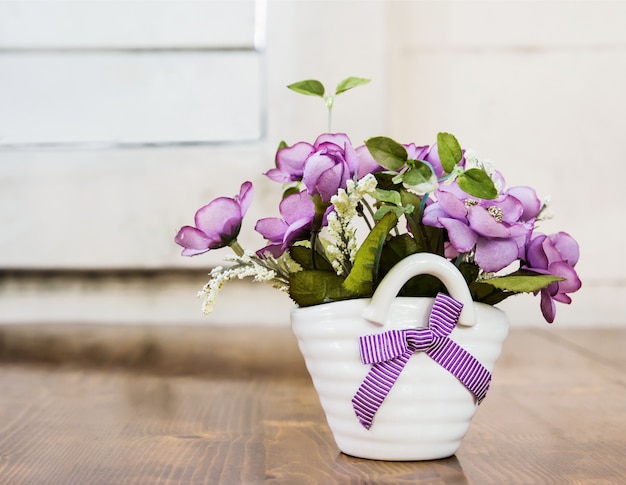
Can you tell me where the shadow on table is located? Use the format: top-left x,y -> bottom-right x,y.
332,452 -> 469,484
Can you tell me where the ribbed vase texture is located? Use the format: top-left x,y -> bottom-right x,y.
291,297 -> 509,461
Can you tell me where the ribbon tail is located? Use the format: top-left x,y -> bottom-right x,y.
427,339 -> 492,404
352,351 -> 411,429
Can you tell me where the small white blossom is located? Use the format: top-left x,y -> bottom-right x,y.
331,189 -> 356,220
197,251 -> 288,314
464,149 -> 478,169
356,174 -> 378,195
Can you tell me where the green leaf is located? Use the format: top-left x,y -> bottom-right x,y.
458,262 -> 480,287
437,132 -> 463,173
391,170 -> 406,185
379,234 -> 418,277
399,189 -> 424,243
365,137 -> 408,170
289,270 -> 355,307
287,79 -> 325,97
282,184 -> 302,198
343,212 -> 398,295
373,171 -> 402,190
289,246 -> 333,272
457,168 -> 498,200
471,269 -> 565,304
384,234 -> 419,260
399,274 -> 444,298
403,160 -> 435,186
481,273 -> 565,293
470,282 -> 513,305
371,188 -> 401,206
399,189 -> 422,211
374,204 -> 412,221
335,77 -> 371,95
399,189 -> 443,252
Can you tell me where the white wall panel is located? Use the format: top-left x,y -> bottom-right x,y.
2,0 -> 619,327
0,144 -> 275,269
390,1 -> 626,48
388,0 -> 626,288
0,51 -> 262,145
0,0 -> 256,49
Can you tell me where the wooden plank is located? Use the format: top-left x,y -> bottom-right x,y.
538,328 -> 626,370
0,51 -> 262,145
0,325 -> 307,378
0,0 -> 256,49
0,328 -> 624,483
458,328 -> 626,483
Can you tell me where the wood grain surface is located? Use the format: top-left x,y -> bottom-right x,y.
0,325 -> 624,484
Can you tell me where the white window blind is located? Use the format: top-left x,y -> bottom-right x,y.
0,0 -> 263,147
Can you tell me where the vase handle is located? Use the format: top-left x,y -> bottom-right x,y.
362,253 -> 477,327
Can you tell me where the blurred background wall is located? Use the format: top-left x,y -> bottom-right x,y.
0,0 -> 623,327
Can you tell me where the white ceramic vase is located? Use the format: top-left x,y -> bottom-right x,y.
291,253 -> 509,461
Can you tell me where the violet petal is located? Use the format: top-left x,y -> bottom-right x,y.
475,237 -> 519,272
254,217 -> 289,243
467,206 -> 511,238
440,217 -> 477,252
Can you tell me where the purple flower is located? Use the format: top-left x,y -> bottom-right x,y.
175,182 -> 253,256
525,232 -> 582,323
264,142 -> 315,183
255,191 -> 316,257
355,145 -> 383,179
506,186 -> 542,222
422,182 -> 537,272
266,134 -> 359,203
302,133 -> 359,202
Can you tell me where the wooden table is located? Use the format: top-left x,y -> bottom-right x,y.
0,325 -> 624,484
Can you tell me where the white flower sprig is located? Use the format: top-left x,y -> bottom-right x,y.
198,250 -> 294,314
326,174 -> 378,276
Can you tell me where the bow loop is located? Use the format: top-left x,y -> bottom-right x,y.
429,293 -> 463,337
358,329 -> 408,364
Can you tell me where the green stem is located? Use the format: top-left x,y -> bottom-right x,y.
325,95 -> 334,132
418,193 -> 429,221
359,199 -> 377,229
309,230 -> 319,269
310,196 -> 330,269
229,240 -> 245,257
327,106 -> 333,132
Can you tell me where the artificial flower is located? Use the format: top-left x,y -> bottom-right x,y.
524,232 -> 582,322
176,77 -> 581,323
254,191 -> 316,257
175,181 -> 252,256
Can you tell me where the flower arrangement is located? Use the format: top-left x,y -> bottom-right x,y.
175,78 -> 581,323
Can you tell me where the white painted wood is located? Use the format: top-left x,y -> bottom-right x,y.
0,51 -> 262,145
0,276 -> 621,328
1,0 -> 621,327
387,1 -> 626,289
0,0 -> 389,272
0,145 -> 273,269
0,0 -> 256,49
389,1 -> 626,48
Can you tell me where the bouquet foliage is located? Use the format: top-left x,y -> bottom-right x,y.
175,78 -> 581,323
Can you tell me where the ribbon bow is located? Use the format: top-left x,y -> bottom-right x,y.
352,293 -> 492,430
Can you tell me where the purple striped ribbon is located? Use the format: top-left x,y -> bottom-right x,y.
352,293 -> 492,430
